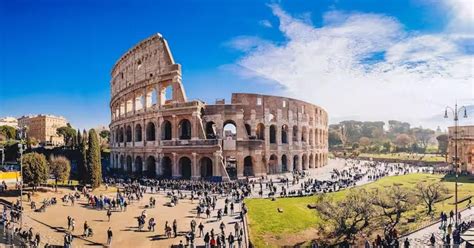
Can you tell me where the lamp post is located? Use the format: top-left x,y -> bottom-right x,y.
444,103 -> 468,228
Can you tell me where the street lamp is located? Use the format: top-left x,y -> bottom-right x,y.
444,103 -> 468,228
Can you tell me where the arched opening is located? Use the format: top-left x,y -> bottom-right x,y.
268,154 -> 278,174
225,156 -> 237,180
223,121 -> 237,140
179,157 -> 192,179
302,154 -> 308,170
145,156 -> 156,177
146,122 -> 156,141
281,155 -> 288,172
115,128 -> 119,143
200,157 -> 213,179
119,127 -> 124,143
126,125 -> 132,142
256,123 -> 265,140
161,120 -> 172,140
120,155 -> 125,171
126,155 -> 132,173
205,122 -> 216,139
309,154 -> 314,169
243,156 -> 254,177
161,156 -> 172,178
269,125 -> 277,144
135,156 -> 143,175
245,124 -> 251,137
301,126 -> 307,143
293,155 -> 299,171
135,124 -> 142,142
179,119 -> 191,140
281,125 -> 288,144
292,126 -> 298,142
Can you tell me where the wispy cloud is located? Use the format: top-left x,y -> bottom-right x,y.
227,4 -> 474,128
259,19 -> 273,28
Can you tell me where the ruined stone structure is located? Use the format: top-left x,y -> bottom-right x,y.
109,34 -> 329,180
448,125 -> 474,174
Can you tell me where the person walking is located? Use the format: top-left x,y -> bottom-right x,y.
107,227 -> 113,247
107,209 -> 112,222
430,233 -> 436,246
173,219 -> 178,238
404,238 -> 410,248
198,222 -> 204,237
204,232 -> 210,248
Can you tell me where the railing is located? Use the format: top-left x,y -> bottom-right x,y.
160,139 -> 219,146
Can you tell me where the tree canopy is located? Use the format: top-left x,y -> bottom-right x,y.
22,152 -> 49,190
86,129 -> 102,188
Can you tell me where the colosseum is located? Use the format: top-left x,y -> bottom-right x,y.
109,33 -> 329,181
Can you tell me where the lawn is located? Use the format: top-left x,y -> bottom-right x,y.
358,152 -> 445,162
245,173 -> 474,247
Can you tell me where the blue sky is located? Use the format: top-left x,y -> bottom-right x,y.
1,0 -> 472,129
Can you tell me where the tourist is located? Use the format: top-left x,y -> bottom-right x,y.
107,227 -> 113,246
198,222 -> 204,237
228,232 -> 235,248
173,219 -> 178,237
404,238 -> 410,248
430,233 -> 436,246
107,209 -> 112,221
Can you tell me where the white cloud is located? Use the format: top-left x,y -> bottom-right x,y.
229,5 -> 474,128
442,0 -> 474,33
259,19 -> 273,28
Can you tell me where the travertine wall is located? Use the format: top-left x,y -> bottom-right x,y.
109,34 -> 329,180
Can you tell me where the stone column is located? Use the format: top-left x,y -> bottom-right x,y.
156,153 -> 161,176
157,117 -> 163,142
192,153 -> 199,180
288,155 -> 294,171
213,152 -> 220,177
236,152 -> 244,177
143,88 -> 148,111
288,126 -> 293,146
172,153 -> 179,178
155,85 -> 161,107
172,115 -> 177,141
132,92 -> 136,114
191,112 -> 199,140
276,125 -> 282,146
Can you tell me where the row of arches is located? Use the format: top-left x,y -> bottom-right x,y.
113,119 -> 191,143
113,154 -> 214,179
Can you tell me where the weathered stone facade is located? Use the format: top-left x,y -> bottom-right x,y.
448,125 -> 474,174
109,34 -> 329,180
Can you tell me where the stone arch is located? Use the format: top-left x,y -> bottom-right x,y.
293,155 -> 299,171
115,128 -> 119,143
245,124 -> 251,137
179,156 -> 192,179
126,155 -> 133,173
223,120 -> 237,140
200,157 -> 213,178
161,156 -> 172,178
301,126 -> 307,142
281,154 -> 288,172
135,156 -> 143,175
120,155 -> 125,171
302,154 -> 308,170
178,119 -> 191,140
205,121 -> 216,139
269,125 -> 277,144
309,154 -> 314,168
243,156 -> 254,177
146,122 -> 156,141
145,156 -> 156,177
268,154 -> 278,174
135,124 -> 142,142
256,123 -> 265,140
281,125 -> 288,144
162,120 -> 172,140
292,126 -> 298,142
126,125 -> 132,142
119,127 -> 124,142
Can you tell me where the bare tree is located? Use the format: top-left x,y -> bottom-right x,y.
415,181 -> 449,215
315,189 -> 374,243
371,185 -> 416,236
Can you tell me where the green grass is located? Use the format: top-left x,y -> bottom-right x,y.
245,173 -> 474,247
358,152 -> 445,162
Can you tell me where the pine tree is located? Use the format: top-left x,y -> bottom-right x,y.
76,129 -> 82,148
87,129 -> 102,189
78,129 -> 88,183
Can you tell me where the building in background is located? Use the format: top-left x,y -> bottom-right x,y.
448,125 -> 474,174
18,114 -> 68,146
0,117 -> 18,128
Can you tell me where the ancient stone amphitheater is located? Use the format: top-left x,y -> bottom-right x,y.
109,34 -> 329,181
